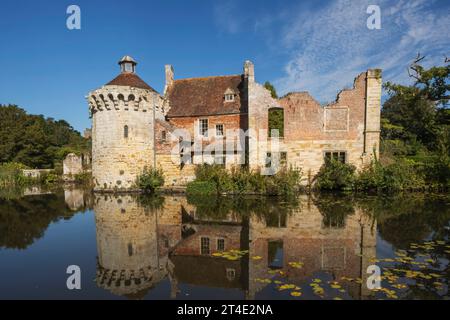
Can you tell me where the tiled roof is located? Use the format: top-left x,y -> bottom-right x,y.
106,73 -> 157,92
166,75 -> 247,117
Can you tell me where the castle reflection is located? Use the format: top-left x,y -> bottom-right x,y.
92,194 -> 377,299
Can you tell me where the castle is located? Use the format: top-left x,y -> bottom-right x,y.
87,56 -> 381,191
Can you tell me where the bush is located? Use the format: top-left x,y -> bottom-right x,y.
315,159 -> 356,191
0,162 -> 32,188
41,172 -> 60,185
191,164 -> 301,196
194,164 -> 234,193
73,172 -> 92,185
186,180 -> 217,196
136,166 -> 165,193
355,159 -> 426,191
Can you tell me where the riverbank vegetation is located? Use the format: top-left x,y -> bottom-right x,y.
186,164 -> 302,196
0,105 -> 91,189
135,166 -> 165,193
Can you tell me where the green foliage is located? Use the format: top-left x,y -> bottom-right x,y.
379,56 -> 449,190
315,159 -> 356,191
41,172 -> 60,185
73,172 -> 92,185
135,166 -> 165,193
194,164 -> 234,193
382,57 -> 449,153
268,108 -> 284,137
186,180 -> 217,196
0,104 -> 90,169
0,162 -> 33,188
356,159 -> 426,192
191,164 -> 301,196
263,81 -> 278,99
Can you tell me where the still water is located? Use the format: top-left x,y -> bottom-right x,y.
0,187 -> 449,300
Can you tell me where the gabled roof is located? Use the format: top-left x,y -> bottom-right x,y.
106,73 -> 157,92
166,75 -> 247,118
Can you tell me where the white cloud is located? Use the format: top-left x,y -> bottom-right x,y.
213,1 -> 242,34
273,0 -> 450,103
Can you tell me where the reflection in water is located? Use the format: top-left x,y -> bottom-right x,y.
0,189 -> 92,249
94,194 -> 180,298
0,188 -> 448,299
92,194 -> 379,299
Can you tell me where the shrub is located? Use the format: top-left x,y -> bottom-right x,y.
315,159 -> 356,191
191,164 -> 301,196
355,159 -> 426,191
42,172 -> 60,185
73,172 -> 92,185
194,164 -> 234,193
270,167 -> 302,196
186,180 -> 217,196
0,162 -> 32,188
136,166 -> 165,193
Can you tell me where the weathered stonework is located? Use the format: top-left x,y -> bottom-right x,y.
92,194 -> 376,299
63,153 -> 83,176
88,56 -> 381,190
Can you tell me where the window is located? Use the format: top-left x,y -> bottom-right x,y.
225,94 -> 234,102
217,238 -> 225,251
226,268 -> 236,281
161,130 -> 167,142
199,119 -> 208,137
200,237 -> 210,255
266,152 -> 286,168
214,152 -> 226,166
216,124 -> 224,136
324,151 -> 346,163
124,125 -> 129,138
128,243 -> 133,257
268,108 -> 284,137
268,240 -> 283,269
265,152 -> 272,168
280,152 -> 287,167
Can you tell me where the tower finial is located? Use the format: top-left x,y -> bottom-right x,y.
118,55 -> 137,73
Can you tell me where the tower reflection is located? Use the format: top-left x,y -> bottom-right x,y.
93,194 -> 377,299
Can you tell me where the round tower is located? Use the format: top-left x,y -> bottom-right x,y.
94,194 -> 168,298
87,56 -> 165,191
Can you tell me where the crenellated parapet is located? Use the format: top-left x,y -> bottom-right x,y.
87,86 -> 166,116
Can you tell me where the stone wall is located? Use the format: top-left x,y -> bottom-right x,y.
94,194 -> 181,297
247,195 -> 377,299
89,61 -> 381,189
63,153 -> 83,176
247,69 -> 382,181
88,85 -> 165,191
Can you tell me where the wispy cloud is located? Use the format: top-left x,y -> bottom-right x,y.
213,1 -> 242,34
271,0 -> 450,102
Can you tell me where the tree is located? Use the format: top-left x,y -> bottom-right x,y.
0,104 -> 90,168
382,55 -> 449,154
264,81 -> 278,99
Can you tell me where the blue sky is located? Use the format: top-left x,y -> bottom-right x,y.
0,0 -> 449,132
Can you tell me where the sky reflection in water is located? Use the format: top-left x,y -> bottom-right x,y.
0,187 -> 449,300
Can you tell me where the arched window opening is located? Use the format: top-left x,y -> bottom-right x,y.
124,125 -> 129,138
128,243 -> 133,256
268,107 -> 284,138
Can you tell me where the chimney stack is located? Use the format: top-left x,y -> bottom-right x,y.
164,64 -> 174,94
244,60 -> 255,83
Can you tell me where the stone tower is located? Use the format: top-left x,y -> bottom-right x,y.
94,194 -> 168,298
87,56 -> 165,191
363,69 -> 382,163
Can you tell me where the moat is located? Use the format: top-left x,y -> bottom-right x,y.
0,187 -> 449,300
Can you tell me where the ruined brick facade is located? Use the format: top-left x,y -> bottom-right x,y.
88,56 -> 381,190
92,194 -> 376,299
